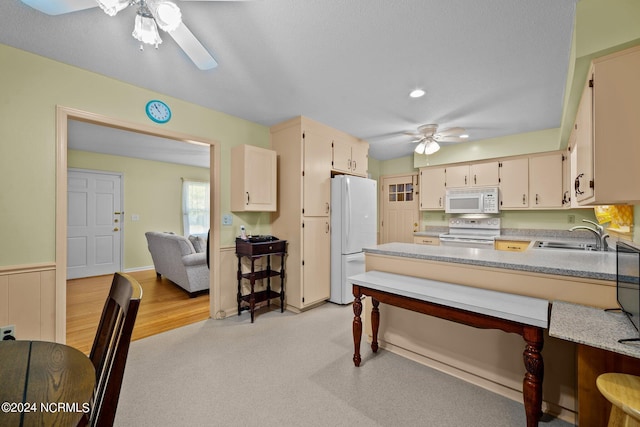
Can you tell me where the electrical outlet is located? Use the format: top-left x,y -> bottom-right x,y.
1,325 -> 16,341
222,214 -> 233,226
568,215 -> 575,224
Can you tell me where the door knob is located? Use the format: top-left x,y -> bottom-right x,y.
113,227 -> 119,232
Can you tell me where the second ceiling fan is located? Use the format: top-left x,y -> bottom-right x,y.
406,124 -> 469,155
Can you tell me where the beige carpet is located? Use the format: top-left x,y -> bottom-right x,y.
115,302 -> 573,426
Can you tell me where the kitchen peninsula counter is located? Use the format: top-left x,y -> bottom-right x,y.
364,242 -> 616,281
360,242 -> 618,422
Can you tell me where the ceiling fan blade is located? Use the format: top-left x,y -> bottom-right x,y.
169,23 -> 218,70
20,0 -> 96,15
180,0 -> 258,2
435,127 -> 466,137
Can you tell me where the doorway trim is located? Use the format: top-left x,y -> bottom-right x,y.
55,106 -> 221,342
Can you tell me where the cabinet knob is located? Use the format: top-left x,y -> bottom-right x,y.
246,192 -> 250,205
325,202 -> 330,214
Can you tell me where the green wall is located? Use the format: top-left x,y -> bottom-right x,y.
0,43 -> 270,267
68,150 -> 213,270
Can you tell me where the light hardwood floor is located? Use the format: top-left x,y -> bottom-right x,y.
66,269 -> 210,354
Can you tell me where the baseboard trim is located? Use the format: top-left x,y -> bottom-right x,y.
123,265 -> 155,273
377,339 -> 577,425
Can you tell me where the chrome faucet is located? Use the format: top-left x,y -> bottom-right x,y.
569,219 -> 609,251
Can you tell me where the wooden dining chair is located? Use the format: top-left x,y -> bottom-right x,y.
81,272 -> 143,427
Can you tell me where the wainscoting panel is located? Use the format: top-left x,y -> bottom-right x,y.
0,264 -> 56,341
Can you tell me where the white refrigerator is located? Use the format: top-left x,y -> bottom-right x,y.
330,175 -> 377,304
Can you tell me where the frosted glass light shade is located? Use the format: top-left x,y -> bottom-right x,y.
132,14 -> 163,47
97,0 -> 129,16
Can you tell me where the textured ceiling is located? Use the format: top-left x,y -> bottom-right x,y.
0,0 -> 577,161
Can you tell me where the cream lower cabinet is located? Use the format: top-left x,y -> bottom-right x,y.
271,116 -> 362,311
419,167 -> 446,210
302,217 -> 331,306
230,145 -> 277,212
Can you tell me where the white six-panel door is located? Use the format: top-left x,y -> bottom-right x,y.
67,169 -> 123,279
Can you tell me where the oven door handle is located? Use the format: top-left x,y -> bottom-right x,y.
439,237 -> 495,245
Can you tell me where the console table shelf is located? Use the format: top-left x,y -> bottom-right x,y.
235,237 -> 286,323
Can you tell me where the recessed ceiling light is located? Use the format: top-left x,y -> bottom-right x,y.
409,89 -> 425,98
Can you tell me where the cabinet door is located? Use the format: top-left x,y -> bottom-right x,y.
331,139 -> 352,173
574,72 -> 595,202
302,217 -> 330,306
350,140 -> 369,177
303,131 -> 332,216
530,153 -> 563,208
419,167 -> 446,210
230,145 -> 277,211
499,158 -> 529,208
445,165 -> 469,187
470,162 -> 499,186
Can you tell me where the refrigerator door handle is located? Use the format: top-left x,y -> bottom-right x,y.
346,179 -> 351,249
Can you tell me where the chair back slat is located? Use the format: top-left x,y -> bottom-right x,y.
86,272 -> 142,427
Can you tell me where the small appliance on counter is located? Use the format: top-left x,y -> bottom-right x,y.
614,241 -> 640,343
330,175 -> 377,304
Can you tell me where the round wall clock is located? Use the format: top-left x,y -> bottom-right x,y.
145,100 -> 172,124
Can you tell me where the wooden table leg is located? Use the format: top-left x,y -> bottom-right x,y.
353,286 -> 362,367
522,327 -> 544,427
371,298 -> 380,353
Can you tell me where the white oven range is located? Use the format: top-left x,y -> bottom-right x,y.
439,217 -> 501,249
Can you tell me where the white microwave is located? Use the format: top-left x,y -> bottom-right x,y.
445,187 -> 499,214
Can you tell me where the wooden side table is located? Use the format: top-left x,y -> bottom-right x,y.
235,237 -> 286,322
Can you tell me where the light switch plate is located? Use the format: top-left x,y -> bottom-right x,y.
222,214 -> 233,226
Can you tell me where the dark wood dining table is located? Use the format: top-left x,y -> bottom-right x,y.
0,340 -> 95,427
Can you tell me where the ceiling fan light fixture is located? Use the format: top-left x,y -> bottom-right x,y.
460,134 -> 469,139
414,141 -> 426,154
423,139 -> 441,155
148,0 -> 182,32
133,12 -> 163,48
96,0 -> 129,17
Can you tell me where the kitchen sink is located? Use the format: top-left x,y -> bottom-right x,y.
534,241 -> 598,251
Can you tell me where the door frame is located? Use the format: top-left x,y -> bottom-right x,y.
67,168 -> 125,278
55,106 -> 221,342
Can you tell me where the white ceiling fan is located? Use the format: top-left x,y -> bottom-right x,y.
406,124 -> 469,155
20,0 -> 254,70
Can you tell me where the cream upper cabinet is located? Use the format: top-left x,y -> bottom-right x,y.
331,137 -> 369,177
529,152 -> 564,209
419,167 -> 446,210
445,162 -> 499,187
470,162 -> 500,187
303,130 -> 332,216
230,144 -> 277,212
498,158 -> 529,208
445,165 -> 469,187
574,45 -> 640,205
